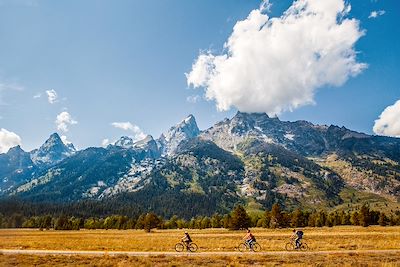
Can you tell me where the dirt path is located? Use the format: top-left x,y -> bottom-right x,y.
1,249 -> 400,257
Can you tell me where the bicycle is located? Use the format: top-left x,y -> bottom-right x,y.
285,239 -> 309,251
237,240 -> 261,252
175,241 -> 198,252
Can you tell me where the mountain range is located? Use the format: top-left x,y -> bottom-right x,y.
1,112 -> 400,217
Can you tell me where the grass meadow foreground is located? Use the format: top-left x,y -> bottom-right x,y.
1,226 -> 400,266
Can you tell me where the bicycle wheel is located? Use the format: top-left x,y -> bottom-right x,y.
300,242 -> 309,251
285,242 -> 295,251
189,243 -> 198,252
238,243 -> 247,252
175,243 -> 184,252
252,242 -> 261,252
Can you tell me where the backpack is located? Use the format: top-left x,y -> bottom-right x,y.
297,231 -> 303,238
250,233 -> 256,242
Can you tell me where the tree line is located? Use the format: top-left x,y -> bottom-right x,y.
2,203 -> 400,231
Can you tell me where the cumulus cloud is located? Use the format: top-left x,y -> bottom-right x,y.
46,89 -> 58,104
368,10 -> 385,19
186,0 -> 367,115
373,100 -> 400,137
55,111 -> 77,132
0,128 -> 22,153
111,122 -> 146,141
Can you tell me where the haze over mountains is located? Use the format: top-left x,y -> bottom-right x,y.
1,113 -> 399,217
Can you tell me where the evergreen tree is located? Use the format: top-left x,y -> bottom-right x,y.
307,212 -> 316,227
229,205 -> 251,230
341,211 -> 351,225
350,211 -> 359,225
210,214 -> 221,228
222,214 -> 231,229
200,217 -> 211,229
176,219 -> 186,229
378,212 -> 387,226
54,215 -> 67,230
143,213 -> 162,232
135,214 -> 145,229
167,215 -> 179,229
358,204 -> 370,227
270,203 -> 283,228
264,210 -> 272,228
315,211 -> 327,227
41,215 -> 52,230
84,218 -> 97,229
290,209 -> 305,227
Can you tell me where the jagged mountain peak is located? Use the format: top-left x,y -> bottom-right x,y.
174,114 -> 199,135
30,132 -> 76,166
158,114 -> 200,156
40,133 -> 68,150
179,114 -> 196,125
114,136 -> 134,148
49,132 -> 61,139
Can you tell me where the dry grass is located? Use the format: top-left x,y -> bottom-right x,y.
1,226 -> 400,252
1,253 -> 400,267
1,227 -> 400,266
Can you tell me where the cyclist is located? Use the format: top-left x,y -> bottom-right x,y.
291,229 -> 304,249
181,231 -> 192,250
243,229 -> 256,249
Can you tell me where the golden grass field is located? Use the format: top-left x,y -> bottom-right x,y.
1,226 -> 400,266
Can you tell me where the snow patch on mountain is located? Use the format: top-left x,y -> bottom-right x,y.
114,136 -> 134,148
99,158 -> 166,198
284,133 -> 295,141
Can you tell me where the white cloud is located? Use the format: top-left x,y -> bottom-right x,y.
55,111 -> 77,132
60,135 -> 72,145
0,128 -> 22,153
33,93 -> 41,99
186,0 -> 367,115
101,138 -> 111,147
368,10 -> 385,19
373,100 -> 400,137
46,89 -> 58,104
111,122 -> 146,141
186,95 -> 201,104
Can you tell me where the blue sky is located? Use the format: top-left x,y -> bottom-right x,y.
0,0 -> 398,152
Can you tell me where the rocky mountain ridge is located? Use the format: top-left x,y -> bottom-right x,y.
1,113 -> 399,216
